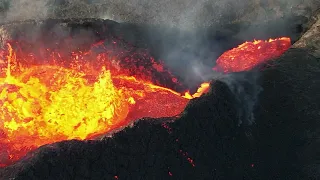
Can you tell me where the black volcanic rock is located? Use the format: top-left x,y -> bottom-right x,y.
0,47 -> 319,179
254,48 -> 320,179
0,16 -> 319,179
0,80 -> 246,180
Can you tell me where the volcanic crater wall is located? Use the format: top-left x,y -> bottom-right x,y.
0,0 -> 320,29
0,2 -> 319,180
0,14 -> 308,89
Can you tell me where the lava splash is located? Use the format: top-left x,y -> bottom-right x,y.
0,36 -> 290,167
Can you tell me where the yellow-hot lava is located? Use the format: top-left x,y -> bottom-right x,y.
0,36 -> 290,167
0,43 -> 209,167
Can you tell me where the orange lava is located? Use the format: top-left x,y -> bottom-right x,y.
213,37 -> 291,72
0,42 -> 209,167
0,36 -> 291,168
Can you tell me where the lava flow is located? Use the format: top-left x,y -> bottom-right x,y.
0,36 -> 291,167
214,37 -> 291,72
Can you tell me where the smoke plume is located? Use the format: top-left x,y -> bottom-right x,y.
218,71 -> 262,126
0,0 -> 317,123
0,0 -> 50,23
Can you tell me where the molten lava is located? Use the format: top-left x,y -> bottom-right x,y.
0,42 -> 209,167
0,36 -> 291,167
214,37 -> 291,72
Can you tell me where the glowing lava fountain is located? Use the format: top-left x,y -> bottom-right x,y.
0,37 -> 291,167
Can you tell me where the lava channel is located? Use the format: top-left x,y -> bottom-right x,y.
0,37 -> 291,167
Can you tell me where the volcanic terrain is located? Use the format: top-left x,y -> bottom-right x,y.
0,2 -> 319,180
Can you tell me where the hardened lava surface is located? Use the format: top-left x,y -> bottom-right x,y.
0,18 -> 319,179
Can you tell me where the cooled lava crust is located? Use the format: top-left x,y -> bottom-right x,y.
0,18 -> 319,179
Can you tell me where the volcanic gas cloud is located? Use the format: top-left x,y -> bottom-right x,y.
0,37 -> 290,167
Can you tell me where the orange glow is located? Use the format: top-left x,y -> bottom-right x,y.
0,43 -> 208,167
213,37 -> 291,72
0,36 -> 291,168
